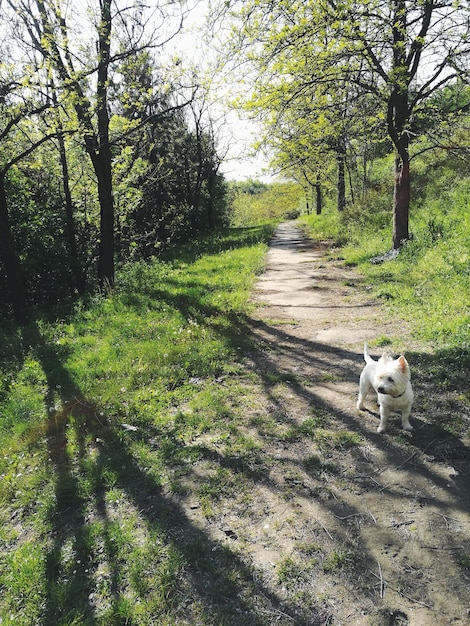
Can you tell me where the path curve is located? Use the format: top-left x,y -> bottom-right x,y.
251,221 -> 399,420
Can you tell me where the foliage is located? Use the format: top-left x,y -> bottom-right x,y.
0,2 -> 229,323
228,0 -> 470,246
302,127 -> 470,349
230,180 -> 304,226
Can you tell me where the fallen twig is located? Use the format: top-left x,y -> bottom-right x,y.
421,545 -> 465,551
430,511 -> 461,528
395,440 -> 437,471
391,519 -> 415,528
369,569 -> 440,612
334,513 -> 364,521
395,450 -> 418,470
314,517 -> 333,540
377,561 -> 385,598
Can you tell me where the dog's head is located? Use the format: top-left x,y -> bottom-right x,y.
374,353 -> 410,397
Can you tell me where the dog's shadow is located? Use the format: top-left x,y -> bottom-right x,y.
359,396 -> 470,489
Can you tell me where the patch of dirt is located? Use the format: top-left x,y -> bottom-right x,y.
183,223 -> 470,625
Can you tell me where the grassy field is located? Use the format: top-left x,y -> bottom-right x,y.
0,224 -> 279,625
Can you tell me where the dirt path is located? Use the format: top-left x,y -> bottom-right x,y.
216,222 -> 470,625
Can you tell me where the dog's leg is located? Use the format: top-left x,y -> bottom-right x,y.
377,404 -> 389,433
357,376 -> 373,410
401,409 -> 413,432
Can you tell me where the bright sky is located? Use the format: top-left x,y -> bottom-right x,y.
171,0 -> 274,182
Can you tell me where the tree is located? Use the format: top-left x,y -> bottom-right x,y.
12,0 -> 189,288
50,87 -> 86,295
12,0 -> 117,288
0,29 -> 67,324
230,0 -> 470,248
0,105 -> 63,325
110,51 -> 228,254
188,100 -> 228,230
0,174 -> 27,325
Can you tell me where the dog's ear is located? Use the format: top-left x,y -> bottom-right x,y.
398,355 -> 408,373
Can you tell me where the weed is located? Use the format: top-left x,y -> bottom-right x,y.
371,336 -> 393,348
322,549 -> 356,573
315,429 -> 362,452
303,454 -> 337,475
458,554 -> 470,571
285,408 -> 331,441
320,371 -> 342,383
278,556 -> 316,589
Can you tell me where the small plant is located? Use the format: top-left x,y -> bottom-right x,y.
285,409 -> 331,441
322,549 -> 355,573
303,454 -> 336,475
372,336 -> 393,347
458,554 -> 470,571
278,556 -> 315,589
315,429 -> 362,452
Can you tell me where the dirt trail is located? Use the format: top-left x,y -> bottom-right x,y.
227,222 -> 470,625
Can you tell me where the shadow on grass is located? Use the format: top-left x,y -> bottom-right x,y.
19,322 -> 329,625
410,346 -> 470,393
159,223 -> 277,266
0,321 -> 30,402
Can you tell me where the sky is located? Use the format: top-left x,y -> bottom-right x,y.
170,0 -> 274,182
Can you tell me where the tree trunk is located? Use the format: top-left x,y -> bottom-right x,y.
206,168 -> 216,230
96,0 -> 114,290
336,141 -> 346,212
315,182 -> 322,215
96,156 -> 114,289
0,175 -> 27,324
32,0 -> 115,290
57,131 -> 85,294
389,89 -> 411,248
392,152 -> 410,248
193,125 -> 204,231
390,1 -> 411,249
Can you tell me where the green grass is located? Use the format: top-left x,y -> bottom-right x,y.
303,166 -> 470,351
322,549 -> 356,573
0,224 -> 280,626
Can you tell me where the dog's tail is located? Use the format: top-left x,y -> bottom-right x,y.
363,342 -> 375,365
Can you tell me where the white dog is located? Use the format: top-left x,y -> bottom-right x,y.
357,343 -> 413,433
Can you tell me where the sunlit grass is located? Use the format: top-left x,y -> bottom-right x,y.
303,166 -> 470,350
0,224 -> 278,625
